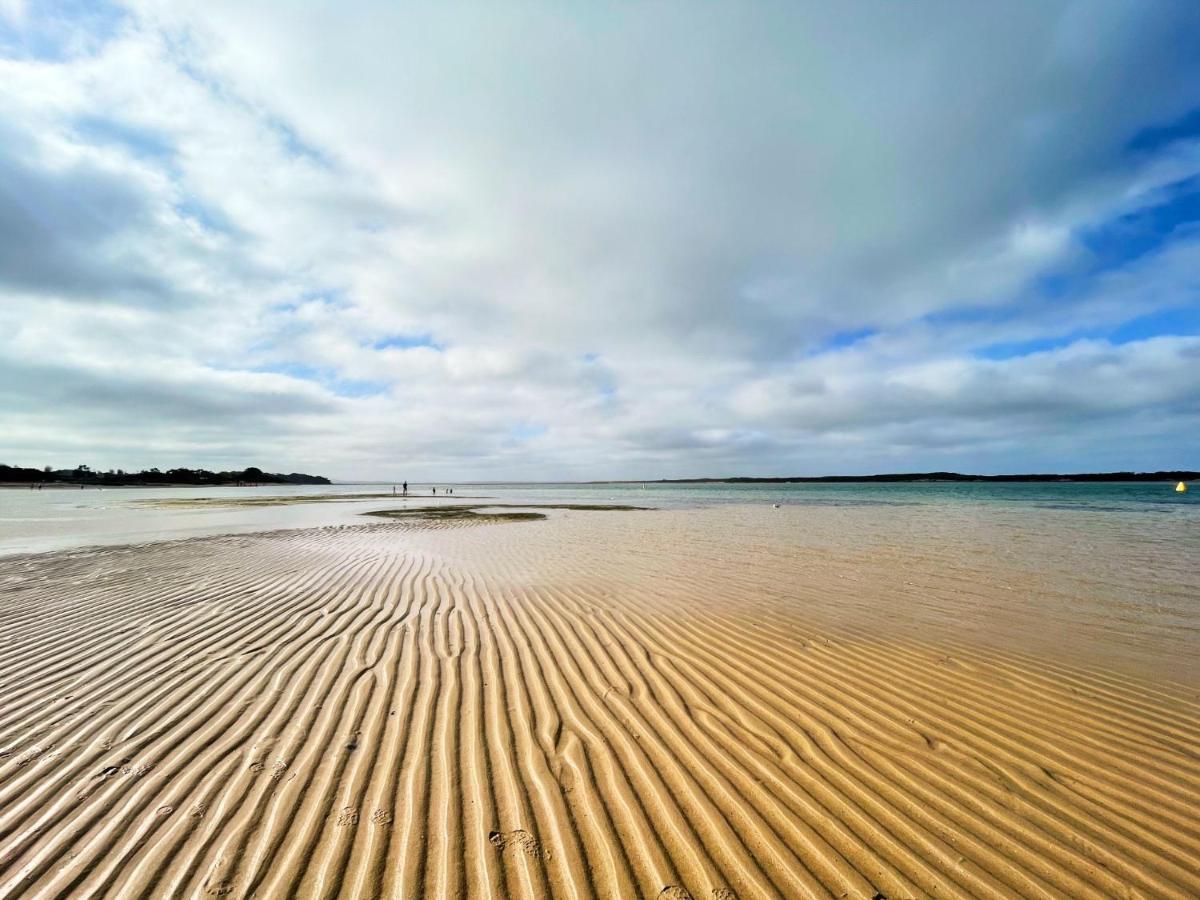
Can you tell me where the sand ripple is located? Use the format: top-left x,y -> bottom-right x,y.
0,511 -> 1197,898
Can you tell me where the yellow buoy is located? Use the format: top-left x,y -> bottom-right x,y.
1177,481 -> 1188,493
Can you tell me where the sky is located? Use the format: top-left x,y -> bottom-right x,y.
1,1 -> 1199,481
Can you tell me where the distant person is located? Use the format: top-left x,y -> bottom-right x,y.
432,487 -> 437,495
403,481 -> 408,495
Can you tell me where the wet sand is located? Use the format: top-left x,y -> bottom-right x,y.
0,506 -> 1197,898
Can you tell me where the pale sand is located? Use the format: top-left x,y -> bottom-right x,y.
0,506 -> 1197,898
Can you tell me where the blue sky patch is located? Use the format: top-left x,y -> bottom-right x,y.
269,292 -> 352,317
254,362 -> 387,398
71,116 -> 175,164
974,333 -> 1084,361
923,177 -> 1200,354
1078,178 -> 1200,271
580,353 -> 618,398
1108,305 -> 1200,345
806,327 -> 878,356
0,0 -> 126,61
271,119 -> 333,168
175,196 -> 238,235
372,333 -> 443,351
508,422 -> 549,441
328,378 -> 389,398
259,362 -> 321,381
1127,106 -> 1200,155
975,306 -> 1199,360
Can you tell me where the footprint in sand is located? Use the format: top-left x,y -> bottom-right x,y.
488,829 -> 549,860
658,887 -> 737,899
17,746 -> 55,768
371,809 -> 393,826
190,803 -> 207,820
336,807 -> 359,827
118,762 -> 154,778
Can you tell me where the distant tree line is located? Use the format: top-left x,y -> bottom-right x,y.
0,463 -> 330,486
657,471 -> 1198,484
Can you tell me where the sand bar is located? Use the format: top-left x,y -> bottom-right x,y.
0,505 -> 1197,898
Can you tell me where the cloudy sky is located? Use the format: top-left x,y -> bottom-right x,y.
2,1 -> 1199,480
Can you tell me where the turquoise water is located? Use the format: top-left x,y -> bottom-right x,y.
0,479 -> 1194,556
465,479 -> 1198,514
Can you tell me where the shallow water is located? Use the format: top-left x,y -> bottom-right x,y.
0,479 -> 1195,557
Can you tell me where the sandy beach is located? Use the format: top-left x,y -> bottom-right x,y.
1,505 -> 1197,899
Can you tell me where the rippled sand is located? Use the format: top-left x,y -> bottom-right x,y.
0,506 -> 1197,898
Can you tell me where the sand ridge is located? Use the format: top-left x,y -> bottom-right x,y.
0,509 -> 1198,898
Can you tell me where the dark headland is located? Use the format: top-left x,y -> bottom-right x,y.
646,471 -> 1197,484
1,463 -> 330,487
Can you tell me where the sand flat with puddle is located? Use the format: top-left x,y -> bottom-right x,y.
0,505 -> 1197,898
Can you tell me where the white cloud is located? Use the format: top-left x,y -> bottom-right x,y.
0,0 -> 24,21
1,2 -> 1199,478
